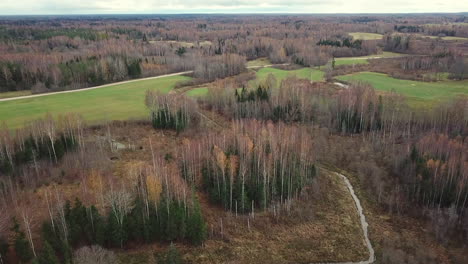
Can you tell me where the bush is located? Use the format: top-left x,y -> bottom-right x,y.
156,243 -> 183,264
73,245 -> 117,264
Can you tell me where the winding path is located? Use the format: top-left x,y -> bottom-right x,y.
312,169 -> 375,264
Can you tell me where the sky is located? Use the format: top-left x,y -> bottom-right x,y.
0,0 -> 467,15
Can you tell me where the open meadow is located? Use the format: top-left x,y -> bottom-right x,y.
0,67 -> 325,129
349,32 -> 383,40
0,75 -> 190,129
334,52 -> 405,66
336,72 -> 468,107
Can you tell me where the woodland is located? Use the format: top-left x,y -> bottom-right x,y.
0,13 -> 467,264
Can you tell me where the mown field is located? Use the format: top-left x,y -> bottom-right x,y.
423,35 -> 468,41
186,67 -> 324,97
349,32 -> 383,40
334,52 -> 405,66
0,67 -> 324,129
0,75 -> 190,129
246,57 -> 272,67
336,72 -> 468,107
254,67 -> 324,83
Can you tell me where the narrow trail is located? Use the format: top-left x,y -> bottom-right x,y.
311,168 -> 375,264
0,64 -> 290,102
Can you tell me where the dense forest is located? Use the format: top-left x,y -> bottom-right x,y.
0,13 -> 467,264
1,14 -> 467,93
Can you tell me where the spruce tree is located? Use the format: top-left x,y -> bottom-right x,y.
186,196 -> 206,246
36,242 -> 59,264
11,218 -> 33,263
88,206 -> 106,246
0,235 -> 8,263
157,243 -> 183,264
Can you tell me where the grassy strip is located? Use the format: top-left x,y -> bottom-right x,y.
0,75 -> 190,129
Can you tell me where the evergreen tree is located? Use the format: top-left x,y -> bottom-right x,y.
11,218 -> 33,263
157,243 -> 183,264
87,206 -> 106,246
186,196 -> 206,246
106,211 -> 128,248
0,235 -> 8,263
35,242 -> 59,264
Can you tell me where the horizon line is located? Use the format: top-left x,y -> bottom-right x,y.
1,11 -> 468,16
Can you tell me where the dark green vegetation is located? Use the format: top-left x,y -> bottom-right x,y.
0,27 -> 104,41
0,131 -> 78,175
0,115 -> 82,175
317,38 -> 363,49
145,92 -> 198,133
23,195 -> 206,264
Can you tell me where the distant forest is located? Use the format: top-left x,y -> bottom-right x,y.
0,14 -> 467,93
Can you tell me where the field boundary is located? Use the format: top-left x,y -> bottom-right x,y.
0,71 -> 193,102
0,64 -> 291,103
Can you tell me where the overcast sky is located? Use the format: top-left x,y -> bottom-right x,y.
0,0 -> 467,15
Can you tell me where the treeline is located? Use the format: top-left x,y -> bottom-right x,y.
317,38 -> 363,49
398,52 -> 467,80
180,119 -> 316,213
383,34 -> 411,53
203,76 -> 387,134
0,114 -> 84,176
3,154 -> 207,263
0,27 -> 105,41
145,92 -> 200,132
203,76 -> 324,123
8,195 -> 205,263
0,15 -> 390,92
397,134 -> 467,210
193,54 -> 246,82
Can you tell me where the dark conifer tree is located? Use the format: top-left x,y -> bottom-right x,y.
11,218 -> 34,263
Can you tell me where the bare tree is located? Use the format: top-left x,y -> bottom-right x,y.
73,245 -> 117,264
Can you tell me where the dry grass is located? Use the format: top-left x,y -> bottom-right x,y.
326,165 -> 455,264
117,165 -> 368,264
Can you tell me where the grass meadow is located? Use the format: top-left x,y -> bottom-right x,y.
349,32 -> 383,40
334,52 -> 405,66
0,75 -> 190,129
336,72 -> 468,108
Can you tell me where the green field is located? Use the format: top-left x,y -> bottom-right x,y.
185,67 -> 325,97
186,87 -> 209,97
336,72 -> 468,107
423,35 -> 468,41
0,67 -> 325,129
349,32 -> 383,40
0,75 -> 190,129
254,67 -> 324,83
